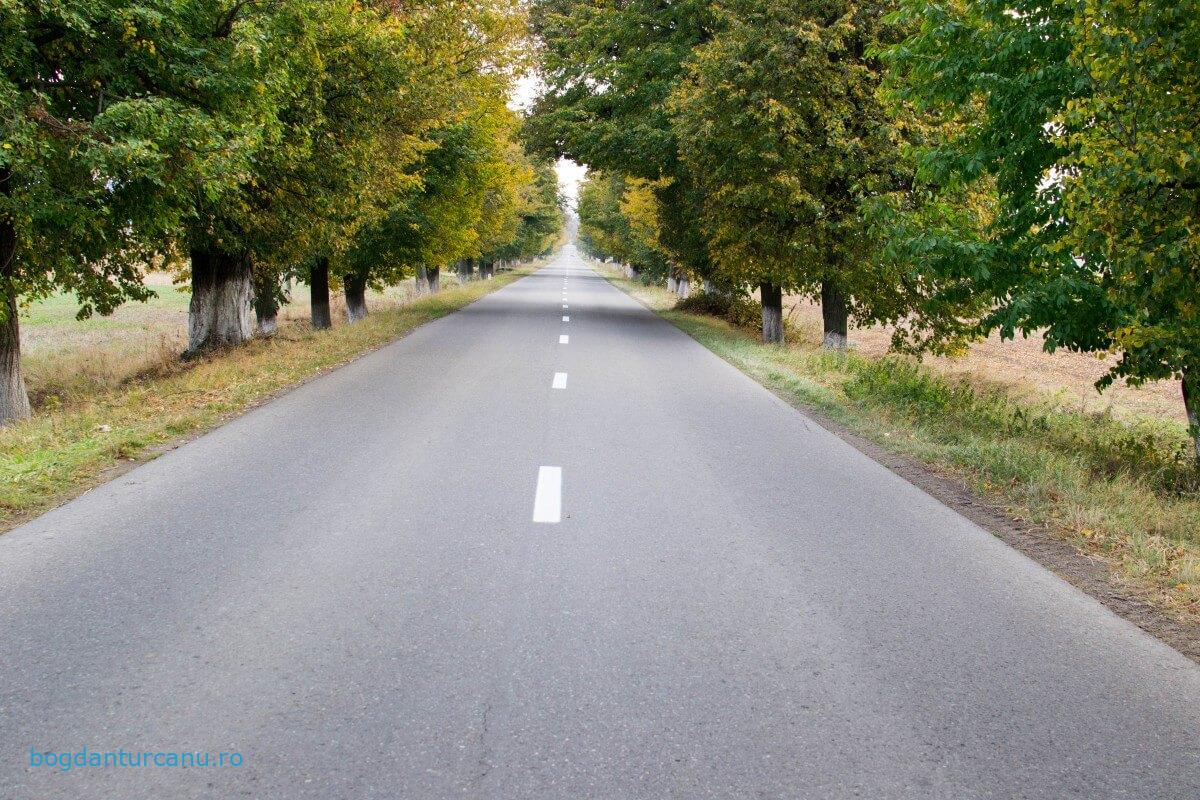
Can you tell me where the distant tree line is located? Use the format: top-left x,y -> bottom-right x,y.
530,0 -> 1200,456
0,0 -> 563,422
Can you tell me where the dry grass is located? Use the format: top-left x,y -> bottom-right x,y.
1,268 -> 529,532
19,272 -> 465,408
781,295 -> 1186,422
610,267 -> 1200,625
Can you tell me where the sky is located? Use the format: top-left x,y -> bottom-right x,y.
512,72 -> 587,210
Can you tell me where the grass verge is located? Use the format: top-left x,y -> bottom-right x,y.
601,265 -> 1200,627
0,269 -> 528,532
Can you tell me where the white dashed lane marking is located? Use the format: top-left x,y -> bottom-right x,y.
532,466 -> 562,524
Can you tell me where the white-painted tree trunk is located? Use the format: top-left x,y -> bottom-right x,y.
667,276 -> 678,293
415,266 -> 430,295
0,294 -> 31,424
345,294 -> 367,322
678,278 -> 691,298
0,203 -> 30,424
187,246 -> 254,355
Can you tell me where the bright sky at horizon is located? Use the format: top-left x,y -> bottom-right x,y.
511,73 -> 587,210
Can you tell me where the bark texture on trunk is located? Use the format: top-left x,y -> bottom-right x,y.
0,171 -> 29,423
415,266 -> 429,295
0,203 -> 29,424
821,279 -> 849,350
1184,370 -> 1200,463
310,257 -> 332,330
428,265 -> 440,292
187,244 -> 254,355
0,294 -> 30,424
760,281 -> 784,344
253,271 -> 279,336
344,269 -> 368,323
457,260 -> 472,282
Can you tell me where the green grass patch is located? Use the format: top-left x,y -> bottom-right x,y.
607,267 -> 1200,623
0,270 -> 528,531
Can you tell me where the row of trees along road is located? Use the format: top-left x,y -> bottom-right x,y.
0,0 -> 563,423
530,0 -> 1200,457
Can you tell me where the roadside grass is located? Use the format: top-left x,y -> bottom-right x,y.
0,269 -> 528,531
19,274 -> 454,408
604,267 -> 1200,623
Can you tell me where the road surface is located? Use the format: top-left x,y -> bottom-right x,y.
2,246 -> 1199,798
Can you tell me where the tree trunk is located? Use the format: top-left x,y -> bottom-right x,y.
310,257 -> 332,330
415,266 -> 429,295
760,281 -> 783,344
0,297 -> 31,424
0,171 -> 29,423
187,244 -> 254,355
1184,370 -> 1200,463
0,203 -> 29,424
678,277 -> 690,298
457,259 -> 472,282
667,275 -> 678,293
428,265 -> 441,292
821,280 -> 849,350
253,271 -> 279,336
344,269 -> 368,323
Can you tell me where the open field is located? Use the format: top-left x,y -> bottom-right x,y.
1,268 -> 526,532
611,267 -> 1200,628
782,297 -> 1187,423
19,272 -> 477,409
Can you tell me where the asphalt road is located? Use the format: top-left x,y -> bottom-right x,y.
2,245 -> 1199,799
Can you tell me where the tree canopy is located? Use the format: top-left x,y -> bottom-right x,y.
0,0 -> 559,422
552,0 -> 1200,454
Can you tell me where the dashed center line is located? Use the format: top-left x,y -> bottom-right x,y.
559,334 -> 569,344
562,315 -> 570,322
552,372 -> 568,389
532,466 -> 562,524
